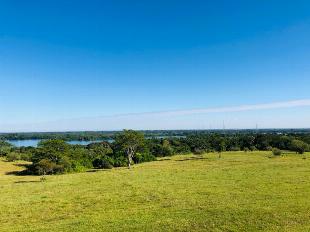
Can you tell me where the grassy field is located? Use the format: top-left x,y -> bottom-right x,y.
1,151 -> 310,232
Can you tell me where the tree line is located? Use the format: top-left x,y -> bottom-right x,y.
2,129 -> 309,141
0,130 -> 309,175
0,131 -> 114,141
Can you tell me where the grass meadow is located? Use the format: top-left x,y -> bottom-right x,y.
1,151 -> 310,231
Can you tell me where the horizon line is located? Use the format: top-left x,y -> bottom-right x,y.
1,99 -> 310,133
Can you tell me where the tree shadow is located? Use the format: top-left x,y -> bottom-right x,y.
14,163 -> 29,167
5,164 -> 32,176
14,180 -> 41,184
5,170 -> 30,176
86,169 -> 112,173
175,156 -> 209,162
155,158 -> 171,162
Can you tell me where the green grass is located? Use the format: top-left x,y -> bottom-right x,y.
1,151 -> 310,232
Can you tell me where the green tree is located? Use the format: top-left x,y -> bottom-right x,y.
87,141 -> 113,159
162,139 -> 174,156
0,140 -> 13,156
33,139 -> 70,163
114,130 -> 145,168
215,139 -> 226,158
6,152 -> 21,162
290,139 -> 309,154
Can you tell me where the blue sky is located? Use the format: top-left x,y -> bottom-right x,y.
1,1 -> 310,131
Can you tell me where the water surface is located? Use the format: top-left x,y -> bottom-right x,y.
7,139 -> 109,147
7,136 -> 184,147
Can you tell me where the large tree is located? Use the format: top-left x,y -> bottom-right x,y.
114,130 -> 145,168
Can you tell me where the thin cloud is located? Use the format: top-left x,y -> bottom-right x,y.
108,99 -> 310,118
1,99 -> 310,132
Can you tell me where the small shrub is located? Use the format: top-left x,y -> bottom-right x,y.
272,148 -> 282,156
6,152 -> 21,162
193,148 -> 205,155
230,146 -> 241,152
20,153 -> 32,162
244,147 -> 250,153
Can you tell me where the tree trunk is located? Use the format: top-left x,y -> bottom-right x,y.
127,148 -> 133,169
127,152 -> 131,169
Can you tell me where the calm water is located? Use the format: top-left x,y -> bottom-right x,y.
7,139 -> 110,147
8,139 -> 40,147
7,136 -> 184,147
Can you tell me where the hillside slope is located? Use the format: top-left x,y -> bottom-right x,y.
1,152 -> 310,232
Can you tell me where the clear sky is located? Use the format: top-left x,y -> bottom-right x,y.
1,1 -> 310,132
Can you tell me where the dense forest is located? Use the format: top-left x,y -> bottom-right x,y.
0,131 -> 115,141
1,130 -> 309,175
1,129 -> 310,141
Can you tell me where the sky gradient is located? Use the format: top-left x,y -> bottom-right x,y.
1,1 -> 310,132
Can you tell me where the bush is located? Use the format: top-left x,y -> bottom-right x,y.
20,153 -> 32,162
272,148 -> 282,156
70,161 -> 86,172
244,147 -> 250,152
35,159 -> 57,175
29,159 -> 66,175
161,147 -> 173,156
230,146 -> 241,151
53,164 -> 66,174
193,148 -> 205,155
58,156 -> 72,171
133,152 -> 156,163
113,156 -> 128,167
0,148 -> 10,157
92,158 -> 113,169
290,140 -> 308,154
6,152 -> 21,162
